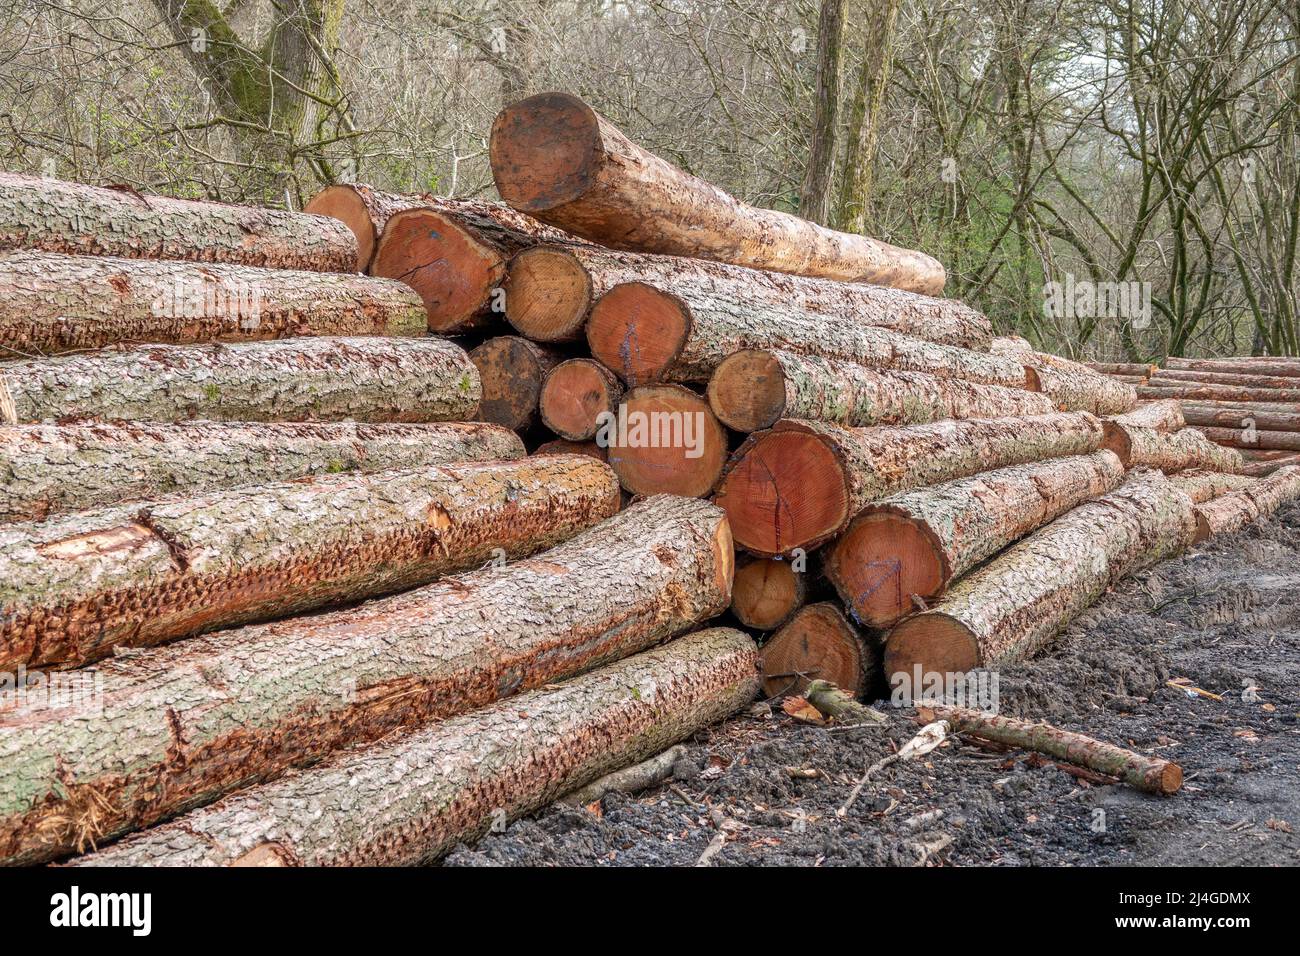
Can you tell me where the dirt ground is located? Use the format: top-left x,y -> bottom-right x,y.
446,501 -> 1300,867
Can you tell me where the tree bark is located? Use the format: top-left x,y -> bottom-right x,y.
1180,403 -> 1300,433
1194,425 -> 1300,451
1166,470 -> 1256,504
587,280 -> 1022,387
1193,465 -> 1300,542
1101,422 -> 1243,472
507,243 -> 990,347
1108,399 -> 1186,432
0,336 -> 479,424
706,348 -> 1053,432
758,602 -> 874,698
0,495 -> 735,865
1139,383 -> 1300,403
304,184 -> 429,272
1085,362 -> 1155,377
533,438 -> 608,461
540,358 -> 624,441
825,450 -> 1125,628
799,0 -> 846,225
469,336 -> 561,431
0,251 -> 425,358
990,337 -> 1138,414
884,471 -> 1197,678
1165,356 -> 1300,378
0,421 -> 523,524
69,628 -> 760,867
599,384 -> 728,498
490,92 -> 946,294
730,555 -> 808,631
714,411 -> 1103,556
1240,454 -> 1300,477
1153,368 -> 1300,390
0,455 -> 619,671
0,171 -> 355,271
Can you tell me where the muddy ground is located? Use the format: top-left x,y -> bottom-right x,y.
446,502 -> 1300,867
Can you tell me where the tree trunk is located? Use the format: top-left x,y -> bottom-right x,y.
1166,470 -> 1256,504
1165,356 -> 1300,378
540,358 -> 624,441
884,471 -> 1197,678
1139,383 -> 1300,403
0,495 -> 735,866
0,455 -> 619,672
714,411 -> 1103,556
469,336 -> 561,431
991,337 -> 1138,414
1085,362 -> 1155,377
1180,403 -> 1300,433
598,385 -> 728,498
1195,425 -> 1300,451
706,348 -> 1053,432
587,280 -> 1023,387
507,243 -> 990,347
1240,453 -> 1300,477
0,251 -> 425,358
1193,465 -> 1300,542
490,93 -> 946,294
67,628 -> 759,867
1101,422 -> 1244,472
799,0 -> 846,225
1108,400 -> 1186,432
0,172 -> 355,271
0,336 -> 479,425
825,450 -> 1125,628
758,602 -> 874,698
1153,368 -> 1300,389
304,184 -> 429,272
730,556 -> 808,631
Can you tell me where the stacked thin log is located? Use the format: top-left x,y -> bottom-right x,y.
1107,399 -> 1186,432
1164,356 -> 1300,378
1153,368 -> 1300,390
1240,453 -> 1300,477
1167,470 -> 1256,504
990,337 -> 1137,415
490,92 -> 945,294
757,602 -> 875,698
0,455 -> 620,670
0,495 -> 734,865
1085,362 -> 1155,380
0,336 -> 479,424
0,171 -> 356,270
1139,382 -> 1300,403
69,629 -> 760,867
1192,465 -> 1300,542
1101,421 -> 1244,473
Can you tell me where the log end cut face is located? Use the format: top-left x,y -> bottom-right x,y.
883,612 -> 980,687
758,603 -> 864,698
505,246 -> 593,341
730,557 -> 802,630
470,337 -> 550,431
305,186 -> 377,272
491,92 -> 603,212
826,511 -> 948,629
1101,421 -> 1133,467
541,359 -> 618,441
707,350 -> 788,432
587,282 -> 690,385
606,385 -> 727,498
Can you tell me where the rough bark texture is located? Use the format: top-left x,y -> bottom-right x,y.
884,471 -> 1197,678
706,348 -> 1052,432
304,184 -> 429,272
758,602 -> 874,698
490,92 -> 945,294
469,336 -> 561,431
1152,368 -> 1300,390
1102,422 -> 1244,473
1139,383 -> 1300,403
0,495 -> 733,866
69,629 -> 759,867
730,555 -> 807,631
1085,362 -> 1155,378
1194,425 -> 1300,451
0,250 -> 425,358
540,358 -> 624,441
990,338 -> 1137,415
587,279 -> 1024,387
1193,465 -> 1300,542
601,384 -> 728,498
714,411 -> 1104,556
0,455 -> 619,671
533,438 -> 609,461
506,243 -> 989,347
0,336 -> 479,424
0,171 -> 356,271
1180,403 -> 1300,433
826,451 -> 1125,628
0,420 -> 523,524
1164,356 -> 1300,378
1107,400 -> 1186,432
1166,470 -> 1256,504
1240,454 -> 1300,477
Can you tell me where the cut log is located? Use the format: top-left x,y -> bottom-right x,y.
1085,362 -> 1155,377
490,92 -> 945,294
0,495 -> 735,865
758,602 -> 875,698
587,280 -> 1026,387
505,243 -> 990,348
1193,425 -> 1300,452
1101,422 -> 1243,473
1153,367 -> 1300,390
560,744 -> 689,805
706,348 -> 1052,432
469,336 -> 561,431
600,384 -> 728,497
1166,470 -> 1256,504
0,336 -> 479,424
67,628 -> 759,867
990,338 -> 1138,414
0,420 -> 523,524
370,194 -> 579,333
714,411 -> 1103,556
730,556 -> 807,631
1107,400 -> 1186,432
304,184 -> 428,271
1107,374 -> 1148,384
0,251 -> 426,358
883,471 -> 1197,678
1165,356 -> 1300,379
1240,448 -> 1300,460
1139,383 -> 1300,403
539,358 -> 624,440
0,171 -> 356,271
825,451 -> 1125,628
1193,465 -> 1300,542
1240,453 -> 1300,477
0,454 -> 619,671
533,438 -> 609,461
1180,403 -> 1300,433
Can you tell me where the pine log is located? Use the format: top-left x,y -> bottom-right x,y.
1085,362 -> 1155,377
0,495 -> 735,865
600,384 -> 728,497
0,336 -> 479,424
1240,448 -> 1300,460
505,243 -> 989,347
884,471 -> 1197,678
1107,399 -> 1186,432
0,455 -> 619,671
825,451 -> 1125,628
758,602 -> 875,698
1180,403 -> 1300,433
533,438 -> 609,461
0,171 -> 356,270
1101,422 -> 1243,473
1139,383 -> 1300,403
1108,374 -> 1148,384
1240,454 -> 1300,477
539,358 -> 624,440
587,280 -> 1026,387
1153,367 -> 1300,390
0,420 -> 523,524
1166,470 -> 1256,504
68,628 -> 759,867
1194,425 -> 1300,452
1193,465 -> 1300,542
490,93 -> 945,294
370,194 -> 579,333
714,411 -> 1104,557
469,336 -> 561,431
304,184 -> 428,271
730,556 -> 807,631
706,348 -> 1052,432
1165,356 -> 1300,379
990,338 -> 1138,414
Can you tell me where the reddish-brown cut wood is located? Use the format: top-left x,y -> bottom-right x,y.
600,384 -> 728,498
1193,425 -> 1300,452
0,171 -> 357,271
1164,356 -> 1300,378
1102,422 -> 1243,472
1153,368 -> 1300,390
533,438 -> 609,461
469,336 -> 562,431
540,358 -> 624,440
1107,400 -> 1186,432
730,556 -> 808,631
304,184 -> 429,272
1193,465 -> 1300,542
1180,403 -> 1300,433
1139,383 -> 1300,403
758,602 -> 874,698
490,92 -> 945,294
